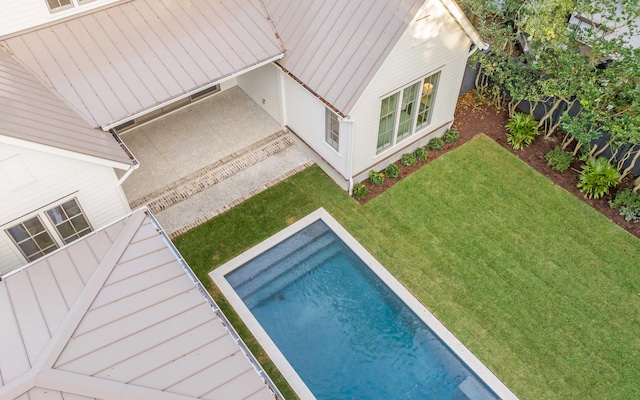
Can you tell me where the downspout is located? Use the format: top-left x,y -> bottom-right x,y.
342,116 -> 356,194
110,128 -> 140,185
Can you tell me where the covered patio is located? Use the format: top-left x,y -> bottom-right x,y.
118,86 -> 313,236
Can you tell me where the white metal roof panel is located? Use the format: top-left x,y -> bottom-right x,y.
0,50 -> 133,167
2,0 -> 284,128
265,0 -> 425,115
0,209 -> 276,400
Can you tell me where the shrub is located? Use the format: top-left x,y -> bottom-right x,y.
368,170 -> 385,186
352,183 -> 368,199
401,153 -> 417,167
506,113 -> 538,150
427,137 -> 444,151
443,128 -> 460,144
577,157 -> 620,199
414,147 -> 428,161
609,188 -> 640,222
544,147 -> 573,172
385,163 -> 400,179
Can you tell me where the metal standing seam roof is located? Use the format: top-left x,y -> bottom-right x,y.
1,0 -> 285,129
0,50 -> 133,168
264,0 -> 486,116
0,209 -> 277,400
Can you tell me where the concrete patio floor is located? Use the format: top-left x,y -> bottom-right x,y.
119,86 -> 283,202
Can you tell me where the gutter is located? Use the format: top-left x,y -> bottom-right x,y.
343,116 -> 356,194
110,128 -> 140,185
101,53 -> 285,132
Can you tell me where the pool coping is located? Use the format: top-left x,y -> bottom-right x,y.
211,208 -> 519,400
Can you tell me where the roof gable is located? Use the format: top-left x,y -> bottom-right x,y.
0,209 -> 276,400
265,0 -> 486,116
0,50 -> 133,168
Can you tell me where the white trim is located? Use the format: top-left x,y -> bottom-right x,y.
0,134 -> 133,170
439,0 -> 488,50
102,54 -> 285,132
212,208 -> 518,400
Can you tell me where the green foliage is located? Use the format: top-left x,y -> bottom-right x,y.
414,147 -> 428,161
401,153 -> 417,167
544,147 -> 573,171
444,128 -> 460,144
577,157 -> 620,199
385,163 -> 400,179
609,188 -> 640,222
352,183 -> 368,199
368,170 -> 385,186
427,137 -> 444,151
506,113 -> 538,150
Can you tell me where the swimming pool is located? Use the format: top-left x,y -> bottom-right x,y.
211,208 -> 517,400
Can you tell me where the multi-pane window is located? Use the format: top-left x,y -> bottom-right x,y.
377,72 -> 440,153
5,198 -> 92,263
325,108 -> 340,152
46,199 -> 92,244
7,217 -> 58,262
46,0 -> 73,12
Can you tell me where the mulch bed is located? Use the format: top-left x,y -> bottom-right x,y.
355,91 -> 640,239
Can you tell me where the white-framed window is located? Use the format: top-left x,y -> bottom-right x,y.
325,108 -> 340,152
377,72 -> 440,153
46,0 -> 94,13
4,198 -> 93,263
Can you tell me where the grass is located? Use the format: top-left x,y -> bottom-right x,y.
174,135 -> 640,400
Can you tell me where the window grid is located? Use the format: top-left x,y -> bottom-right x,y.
6,217 -> 58,262
377,93 -> 398,152
46,0 -> 73,11
376,72 -> 440,154
46,199 -> 92,244
5,198 -> 93,263
325,109 -> 340,151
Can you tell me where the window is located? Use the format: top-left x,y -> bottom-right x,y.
5,198 -> 92,263
46,0 -> 73,12
377,72 -> 440,153
325,108 -> 340,152
7,217 -> 58,262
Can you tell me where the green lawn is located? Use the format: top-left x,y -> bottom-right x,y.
174,135 -> 640,400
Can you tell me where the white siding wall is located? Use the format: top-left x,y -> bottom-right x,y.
0,0 -> 121,38
348,0 -> 471,179
281,72 -> 349,177
0,143 -> 130,273
237,64 -> 283,125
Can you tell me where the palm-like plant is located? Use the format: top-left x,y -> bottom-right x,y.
577,157 -> 620,199
506,113 -> 538,150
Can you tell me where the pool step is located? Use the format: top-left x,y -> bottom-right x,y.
227,220 -> 332,289
233,231 -> 338,299
242,241 -> 344,308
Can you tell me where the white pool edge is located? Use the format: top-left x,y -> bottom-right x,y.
210,208 -> 519,400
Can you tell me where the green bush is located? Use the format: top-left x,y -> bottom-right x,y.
427,137 -> 444,151
401,153 -> 417,167
368,170 -> 385,186
506,113 -> 538,150
544,147 -> 573,172
444,128 -> 460,144
352,183 -> 368,199
609,188 -> 640,222
414,147 -> 428,161
577,157 -> 620,199
385,163 -> 400,179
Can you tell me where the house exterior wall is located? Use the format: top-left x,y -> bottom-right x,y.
236,64 -> 283,125
348,0 -> 471,180
0,0 -> 122,38
0,143 -> 131,274
280,72 -> 349,177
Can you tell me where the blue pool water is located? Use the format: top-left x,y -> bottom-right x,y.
226,220 -> 498,400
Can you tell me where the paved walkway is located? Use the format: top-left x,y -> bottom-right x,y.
119,87 -> 313,237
